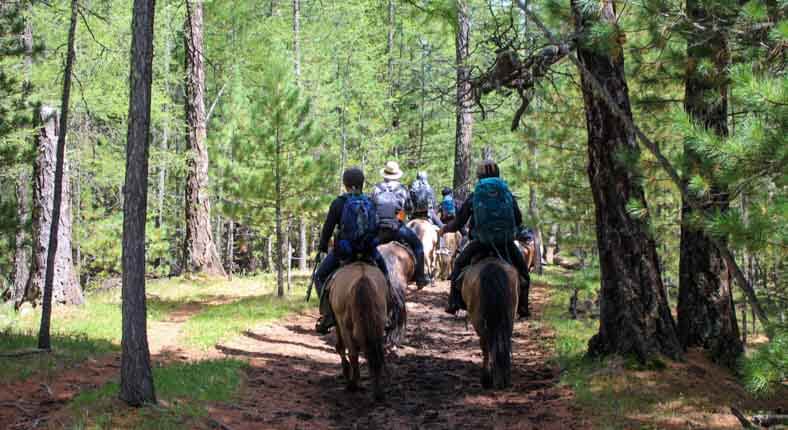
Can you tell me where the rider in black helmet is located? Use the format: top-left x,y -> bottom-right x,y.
313,167 -> 390,334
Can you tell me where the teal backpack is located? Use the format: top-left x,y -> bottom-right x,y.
472,177 -> 517,245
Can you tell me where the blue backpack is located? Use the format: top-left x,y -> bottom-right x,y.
441,195 -> 456,217
338,193 -> 378,257
472,178 -> 516,245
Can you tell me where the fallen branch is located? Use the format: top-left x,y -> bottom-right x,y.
0,348 -> 51,358
753,414 -> 788,427
731,407 -> 758,428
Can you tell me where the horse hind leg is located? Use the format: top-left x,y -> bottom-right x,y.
335,328 -> 350,381
480,337 -> 493,389
347,346 -> 360,392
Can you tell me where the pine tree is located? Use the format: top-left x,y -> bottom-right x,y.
221,59 -> 330,297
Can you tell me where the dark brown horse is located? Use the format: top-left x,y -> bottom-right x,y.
327,262 -> 388,400
461,258 -> 519,389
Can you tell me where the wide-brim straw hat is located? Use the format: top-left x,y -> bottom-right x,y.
380,161 -> 404,180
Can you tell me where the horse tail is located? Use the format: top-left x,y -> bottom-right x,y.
479,263 -> 513,388
385,276 -> 407,346
352,276 -> 386,393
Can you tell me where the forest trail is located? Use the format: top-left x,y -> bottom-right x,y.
209,280 -> 585,429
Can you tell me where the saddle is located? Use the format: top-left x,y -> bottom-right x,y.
387,240 -> 416,263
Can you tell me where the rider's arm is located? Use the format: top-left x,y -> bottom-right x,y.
318,197 -> 344,252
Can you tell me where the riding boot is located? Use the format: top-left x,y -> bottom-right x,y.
507,241 -> 531,319
414,249 -> 431,288
445,272 -> 466,315
315,283 -> 336,334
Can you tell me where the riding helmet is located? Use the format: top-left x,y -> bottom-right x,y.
476,159 -> 500,179
442,187 -> 452,196
342,167 -> 365,191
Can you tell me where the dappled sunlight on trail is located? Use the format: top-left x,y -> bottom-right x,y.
208,281 -> 585,429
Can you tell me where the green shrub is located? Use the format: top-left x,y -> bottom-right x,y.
740,328 -> 787,398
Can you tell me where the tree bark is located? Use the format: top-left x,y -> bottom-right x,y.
453,0 -> 473,202
573,0 -> 682,361
120,0 -> 157,406
275,128 -> 284,297
226,220 -> 234,277
292,0 -> 301,84
24,106 -> 84,310
527,140 -> 543,274
677,0 -> 742,367
183,0 -> 226,277
299,218 -> 307,271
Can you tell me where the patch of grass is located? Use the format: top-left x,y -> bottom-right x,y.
70,358 -> 247,430
181,281 -> 315,349
0,329 -> 117,383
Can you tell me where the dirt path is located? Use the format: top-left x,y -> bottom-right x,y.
209,281 -> 585,429
0,303 -> 206,429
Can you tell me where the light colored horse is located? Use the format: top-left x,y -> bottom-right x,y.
327,262 -> 388,400
407,218 -> 439,285
461,258 -> 519,389
437,231 -> 462,280
514,239 -> 536,318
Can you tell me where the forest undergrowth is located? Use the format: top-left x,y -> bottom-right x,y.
538,267 -> 788,429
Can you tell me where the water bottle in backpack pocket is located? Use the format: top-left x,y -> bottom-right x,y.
338,194 -> 378,257
472,178 -> 517,245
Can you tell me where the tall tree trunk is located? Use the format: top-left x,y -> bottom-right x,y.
183,0 -> 226,277
10,12 -> 34,303
573,0 -> 682,361
226,220 -> 234,277
677,0 -> 742,368
292,0 -> 301,84
120,0 -> 157,405
527,140 -> 543,274
299,218 -> 307,271
36,0 -> 82,350
25,110 -> 83,310
453,0 -> 473,202
275,129 -> 284,297
387,0 -> 395,93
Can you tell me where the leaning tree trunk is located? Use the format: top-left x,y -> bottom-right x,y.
23,106 -> 83,310
120,0 -> 157,406
527,140 -> 543,274
453,0 -> 473,202
573,0 -> 682,361
677,0 -> 742,368
183,0 -> 226,277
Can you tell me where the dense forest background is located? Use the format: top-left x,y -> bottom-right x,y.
0,0 -> 785,404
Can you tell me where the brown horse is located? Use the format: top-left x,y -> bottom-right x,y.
437,231 -> 462,280
461,258 -> 519,389
514,238 -> 536,318
407,218 -> 439,284
327,262 -> 388,400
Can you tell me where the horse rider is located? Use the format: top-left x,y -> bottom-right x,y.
313,167 -> 390,334
438,187 -> 457,225
371,161 -> 431,288
438,159 -> 530,316
409,171 -> 444,228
